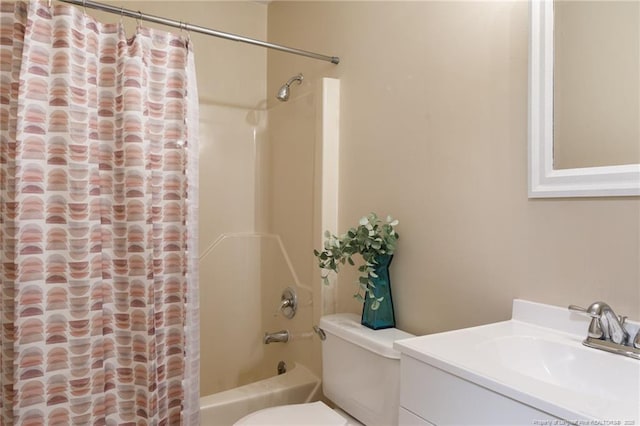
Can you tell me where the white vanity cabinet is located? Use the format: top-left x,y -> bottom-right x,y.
397,355 -> 560,425
393,299 -> 640,426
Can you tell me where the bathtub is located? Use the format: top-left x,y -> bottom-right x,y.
199,363 -> 321,426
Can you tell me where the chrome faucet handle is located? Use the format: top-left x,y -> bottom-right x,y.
278,287 -> 297,319
568,304 -> 604,339
569,305 -> 597,317
568,303 -> 610,317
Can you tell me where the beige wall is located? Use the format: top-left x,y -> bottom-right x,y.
267,1 -> 640,335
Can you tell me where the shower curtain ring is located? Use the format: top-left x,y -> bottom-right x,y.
136,10 -> 142,28
118,6 -> 125,25
179,21 -> 190,44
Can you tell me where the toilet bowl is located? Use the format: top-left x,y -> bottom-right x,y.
234,401 -> 353,426
234,314 -> 414,426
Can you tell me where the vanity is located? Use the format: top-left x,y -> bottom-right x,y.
394,300 -> 640,425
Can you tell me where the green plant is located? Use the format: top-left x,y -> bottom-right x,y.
313,213 -> 399,310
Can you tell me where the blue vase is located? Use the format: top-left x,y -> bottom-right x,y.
361,254 -> 396,330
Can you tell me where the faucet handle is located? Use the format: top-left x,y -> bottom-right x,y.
278,287 -> 298,319
568,304 -> 586,313
568,305 -> 599,318
568,305 -> 603,339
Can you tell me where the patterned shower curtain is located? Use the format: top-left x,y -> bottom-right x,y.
0,1 -> 200,424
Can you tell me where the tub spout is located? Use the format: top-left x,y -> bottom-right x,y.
264,330 -> 289,344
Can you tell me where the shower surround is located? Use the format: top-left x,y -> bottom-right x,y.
199,78 -> 340,400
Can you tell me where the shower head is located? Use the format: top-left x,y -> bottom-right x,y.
276,73 -> 304,102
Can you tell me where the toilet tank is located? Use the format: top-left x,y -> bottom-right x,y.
319,313 -> 414,426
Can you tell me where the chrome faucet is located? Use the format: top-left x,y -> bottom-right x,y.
264,330 -> 289,344
569,301 -> 640,360
569,301 -> 628,344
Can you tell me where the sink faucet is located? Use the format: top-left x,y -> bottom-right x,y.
569,302 -> 640,360
569,301 -> 629,345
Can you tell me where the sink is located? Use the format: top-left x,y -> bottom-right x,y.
478,334 -> 639,404
394,300 -> 640,424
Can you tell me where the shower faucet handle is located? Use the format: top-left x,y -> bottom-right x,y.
278,287 -> 297,319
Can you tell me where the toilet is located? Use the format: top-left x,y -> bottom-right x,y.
234,313 -> 414,426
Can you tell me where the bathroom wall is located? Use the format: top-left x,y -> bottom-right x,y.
267,1 -> 640,335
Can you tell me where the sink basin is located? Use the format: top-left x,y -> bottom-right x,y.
478,334 -> 639,404
394,300 -> 640,423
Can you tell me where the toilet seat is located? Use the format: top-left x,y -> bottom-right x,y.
233,401 -> 349,425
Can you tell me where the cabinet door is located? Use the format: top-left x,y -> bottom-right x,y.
400,356 -> 561,425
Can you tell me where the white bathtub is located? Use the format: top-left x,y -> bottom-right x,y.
199,363 -> 321,426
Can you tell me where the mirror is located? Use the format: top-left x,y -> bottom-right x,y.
554,1 -> 639,170
528,0 -> 640,197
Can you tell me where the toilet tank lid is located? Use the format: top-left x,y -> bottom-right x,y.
319,313 -> 414,359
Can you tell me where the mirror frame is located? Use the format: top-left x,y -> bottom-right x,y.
528,0 -> 640,198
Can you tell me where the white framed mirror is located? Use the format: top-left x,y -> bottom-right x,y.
528,0 -> 640,198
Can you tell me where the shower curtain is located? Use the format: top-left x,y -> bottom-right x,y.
0,1 -> 200,424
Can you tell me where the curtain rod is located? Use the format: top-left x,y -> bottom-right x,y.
57,0 -> 340,65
